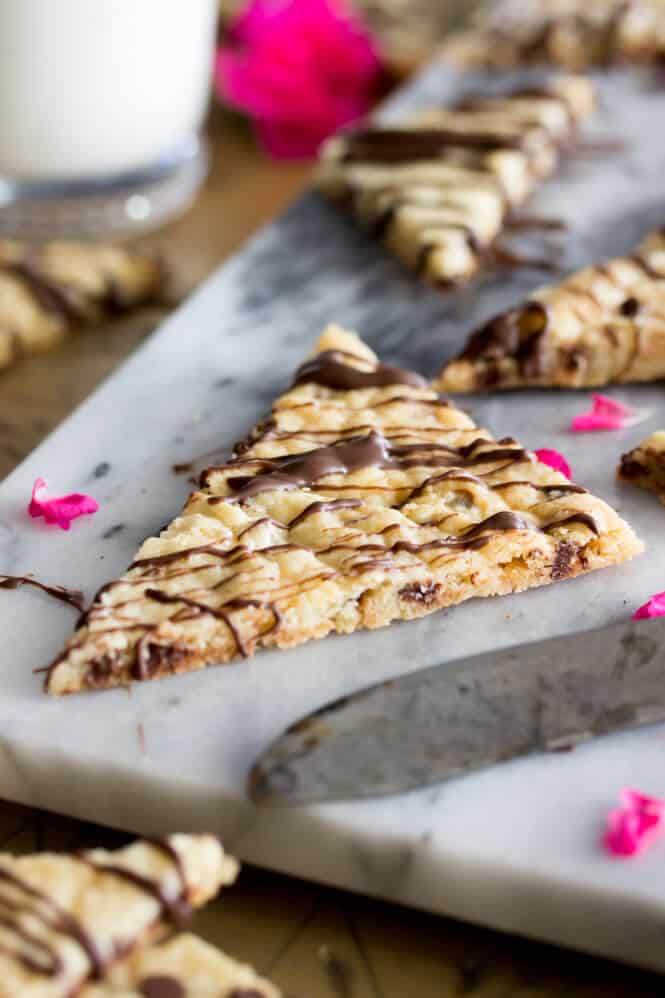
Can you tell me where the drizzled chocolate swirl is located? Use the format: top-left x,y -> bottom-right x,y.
340,125 -> 532,162
293,349 -> 427,390
0,573 -> 84,612
459,301 -> 549,379
0,838 -> 190,987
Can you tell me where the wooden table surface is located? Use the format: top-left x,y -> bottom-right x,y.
1,108 -> 663,996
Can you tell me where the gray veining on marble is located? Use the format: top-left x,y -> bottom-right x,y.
2,64 -> 665,970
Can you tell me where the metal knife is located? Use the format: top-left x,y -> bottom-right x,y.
249,616 -> 665,805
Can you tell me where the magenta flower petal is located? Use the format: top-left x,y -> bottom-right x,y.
28,478 -> 99,531
534,448 -> 571,479
570,393 -> 649,432
620,788 -> 664,812
605,788 -> 665,858
632,592 -> 665,620
215,0 -> 382,160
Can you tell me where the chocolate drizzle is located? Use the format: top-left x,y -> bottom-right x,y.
78,838 -> 192,928
0,573 -> 85,611
141,591 -> 281,666
457,301 -> 550,380
341,126 -> 531,163
223,431 -> 394,501
4,260 -> 84,322
0,864 -> 104,980
293,349 -> 427,390
220,433 -> 534,504
461,302 -> 548,362
289,498 -> 362,528
0,837 -> 198,985
630,252 -> 664,281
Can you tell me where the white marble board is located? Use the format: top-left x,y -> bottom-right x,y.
2,65 -> 665,971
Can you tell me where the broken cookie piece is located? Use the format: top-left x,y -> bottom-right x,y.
619,431 -> 665,505
434,229 -> 665,391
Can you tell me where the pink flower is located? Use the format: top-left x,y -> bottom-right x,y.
534,448 -> 571,479
632,592 -> 665,620
570,393 -> 648,432
216,0 -> 382,159
28,478 -> 98,531
605,788 -> 665,858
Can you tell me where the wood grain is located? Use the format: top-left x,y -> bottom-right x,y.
0,110 -> 661,997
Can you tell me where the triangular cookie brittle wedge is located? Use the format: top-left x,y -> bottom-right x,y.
619,430 -> 665,504
317,76 -> 595,285
435,230 -> 665,391
0,835 -> 237,997
46,325 -> 642,694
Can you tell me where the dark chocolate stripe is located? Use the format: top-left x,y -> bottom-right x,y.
141,592 -> 282,666
293,350 -> 427,390
0,864 -> 104,979
289,498 -> 362,528
0,574 -> 84,611
341,126 -> 530,163
4,260 -> 84,322
76,857 -> 192,928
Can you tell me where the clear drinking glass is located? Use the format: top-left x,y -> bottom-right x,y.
0,0 -> 219,239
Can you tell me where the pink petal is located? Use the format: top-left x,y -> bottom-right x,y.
534,448 -> 571,479
605,788 -> 665,858
28,477 -> 99,531
570,393 -> 648,432
215,0 -> 382,160
632,592 -> 665,620
619,788 -> 665,815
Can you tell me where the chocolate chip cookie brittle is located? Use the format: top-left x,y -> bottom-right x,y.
317,76 -> 594,285
435,230 -> 665,391
0,835 -> 237,997
45,325 -> 642,694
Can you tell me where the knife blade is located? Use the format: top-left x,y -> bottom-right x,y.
249,616 -> 665,805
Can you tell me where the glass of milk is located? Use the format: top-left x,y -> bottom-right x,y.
0,0 -> 218,238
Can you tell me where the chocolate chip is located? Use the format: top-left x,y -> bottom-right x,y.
134,640 -> 189,680
87,653 -> 123,683
619,457 -> 644,479
399,582 -> 441,605
619,296 -> 640,317
551,540 -> 578,581
139,976 -> 185,998
563,347 -> 585,371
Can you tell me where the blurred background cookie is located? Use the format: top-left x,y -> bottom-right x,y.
0,240 -> 165,370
